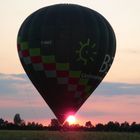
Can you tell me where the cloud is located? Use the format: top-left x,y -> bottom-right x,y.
0,73 -> 140,125
94,82 -> 140,96
1,73 -> 139,96
0,73 -> 29,95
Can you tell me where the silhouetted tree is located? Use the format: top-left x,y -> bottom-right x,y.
4,120 -> 9,127
0,118 -> 4,127
61,121 -> 70,131
27,122 -> 36,128
69,123 -> 82,131
105,121 -> 120,131
49,119 -> 61,130
1,115 -> 140,132
95,123 -> 104,131
120,121 -> 130,131
114,121 -> 120,131
26,121 -> 43,130
50,119 -> 60,127
63,121 -> 69,128
13,113 -> 24,126
85,121 -> 93,128
130,122 -> 140,132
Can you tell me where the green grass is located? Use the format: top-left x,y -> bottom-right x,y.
0,130 -> 140,140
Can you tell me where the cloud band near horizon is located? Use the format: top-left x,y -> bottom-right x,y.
0,73 -> 140,125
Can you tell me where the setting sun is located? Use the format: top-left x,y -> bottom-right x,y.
66,115 -> 76,125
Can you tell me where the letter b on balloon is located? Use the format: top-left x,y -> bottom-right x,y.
99,54 -> 113,73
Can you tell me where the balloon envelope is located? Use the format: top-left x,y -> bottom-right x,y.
17,4 -> 116,124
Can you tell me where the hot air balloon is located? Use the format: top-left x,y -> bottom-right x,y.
17,4 -> 116,124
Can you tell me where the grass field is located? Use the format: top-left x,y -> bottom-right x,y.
0,130 -> 140,140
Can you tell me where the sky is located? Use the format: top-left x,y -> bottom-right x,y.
0,0 -> 140,125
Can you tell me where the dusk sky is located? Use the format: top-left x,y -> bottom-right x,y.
0,0 -> 140,125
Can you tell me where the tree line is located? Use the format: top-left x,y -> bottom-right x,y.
0,114 -> 140,132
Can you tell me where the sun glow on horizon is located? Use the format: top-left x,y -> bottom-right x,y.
66,115 -> 76,125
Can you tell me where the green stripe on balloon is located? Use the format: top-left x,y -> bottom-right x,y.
29,48 -> 40,56
42,56 -> 55,63
69,71 -> 81,78
79,79 -> 88,85
56,63 -> 69,70
17,37 -> 21,44
20,42 -> 29,50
